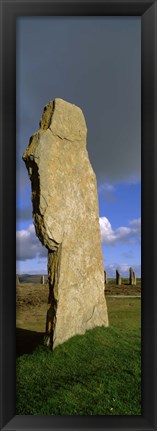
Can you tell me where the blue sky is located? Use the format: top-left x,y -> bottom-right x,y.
16,17 -> 141,277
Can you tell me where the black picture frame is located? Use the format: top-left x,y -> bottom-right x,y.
0,0 -> 157,430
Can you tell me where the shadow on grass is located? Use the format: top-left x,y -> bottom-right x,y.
16,327 -> 45,357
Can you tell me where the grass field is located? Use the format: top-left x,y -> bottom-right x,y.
16,296 -> 141,415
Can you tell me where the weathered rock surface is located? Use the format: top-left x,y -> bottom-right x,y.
23,98 -> 109,349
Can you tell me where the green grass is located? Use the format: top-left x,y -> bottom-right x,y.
16,298 -> 141,415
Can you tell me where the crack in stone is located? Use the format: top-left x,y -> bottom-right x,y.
49,126 -> 75,142
85,305 -> 96,323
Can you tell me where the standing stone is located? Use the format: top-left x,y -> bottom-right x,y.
116,269 -> 121,286
133,271 -> 136,286
22,98 -> 109,349
129,267 -> 134,285
41,275 -> 45,285
16,274 -> 19,284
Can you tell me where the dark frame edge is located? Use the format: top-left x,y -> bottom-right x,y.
141,1 -> 157,429
1,0 -> 157,430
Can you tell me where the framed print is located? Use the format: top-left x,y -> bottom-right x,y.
0,0 -> 157,430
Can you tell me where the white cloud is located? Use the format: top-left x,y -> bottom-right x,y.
129,218 -> 141,226
99,216 -> 141,245
98,183 -> 115,193
129,218 -> 141,234
16,223 -> 47,261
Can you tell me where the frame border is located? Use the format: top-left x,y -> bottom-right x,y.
0,0 -> 157,430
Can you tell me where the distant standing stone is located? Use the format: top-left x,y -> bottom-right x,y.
129,267 -> 134,285
116,269 -> 121,285
133,271 -> 136,286
16,274 -> 19,284
23,98 -> 109,349
41,275 -> 45,284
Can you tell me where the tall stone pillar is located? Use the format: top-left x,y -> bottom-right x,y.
23,98 -> 109,349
